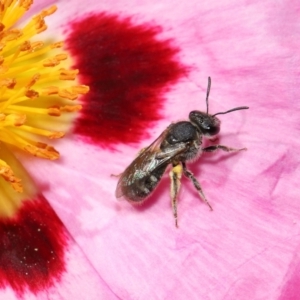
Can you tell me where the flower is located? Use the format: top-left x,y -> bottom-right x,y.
2,0 -> 300,299
0,2 -> 88,204
0,1 -> 116,298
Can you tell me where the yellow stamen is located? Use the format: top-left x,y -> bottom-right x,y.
0,158 -> 22,193
0,143 -> 37,217
0,1 -> 89,196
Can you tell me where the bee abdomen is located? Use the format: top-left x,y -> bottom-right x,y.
127,165 -> 167,202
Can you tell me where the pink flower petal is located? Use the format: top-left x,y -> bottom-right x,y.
0,192 -> 119,298
18,0 -> 300,299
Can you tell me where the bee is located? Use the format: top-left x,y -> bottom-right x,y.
116,77 -> 248,227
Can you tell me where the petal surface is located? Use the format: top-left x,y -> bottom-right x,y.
19,0 -> 300,299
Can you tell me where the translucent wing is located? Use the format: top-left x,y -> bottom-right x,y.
115,127 -> 188,199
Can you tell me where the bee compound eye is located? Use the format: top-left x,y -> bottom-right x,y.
201,117 -> 220,136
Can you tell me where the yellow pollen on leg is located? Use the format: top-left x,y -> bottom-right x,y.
0,1 -> 89,193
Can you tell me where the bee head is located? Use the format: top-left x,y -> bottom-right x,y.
189,111 -> 221,136
189,77 -> 249,137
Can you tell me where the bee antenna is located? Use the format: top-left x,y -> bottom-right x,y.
213,106 -> 249,117
206,77 -> 211,114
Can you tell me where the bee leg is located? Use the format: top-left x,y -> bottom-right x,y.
182,162 -> 213,211
169,164 -> 183,228
110,173 -> 123,178
202,145 -> 247,152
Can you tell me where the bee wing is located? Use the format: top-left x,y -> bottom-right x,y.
143,126 -> 171,152
116,127 -> 187,198
141,125 -> 190,168
115,128 -> 169,199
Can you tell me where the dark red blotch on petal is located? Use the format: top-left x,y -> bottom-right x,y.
0,196 -> 68,295
65,13 -> 187,147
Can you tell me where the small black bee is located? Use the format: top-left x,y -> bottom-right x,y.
116,77 -> 248,227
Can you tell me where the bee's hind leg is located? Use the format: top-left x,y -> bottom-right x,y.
169,164 -> 183,228
182,162 -> 213,211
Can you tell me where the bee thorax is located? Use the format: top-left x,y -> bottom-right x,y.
165,121 -> 198,144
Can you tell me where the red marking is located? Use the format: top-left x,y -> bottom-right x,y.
65,13 -> 186,147
0,195 -> 68,295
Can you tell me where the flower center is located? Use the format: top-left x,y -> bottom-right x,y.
0,1 -> 88,211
